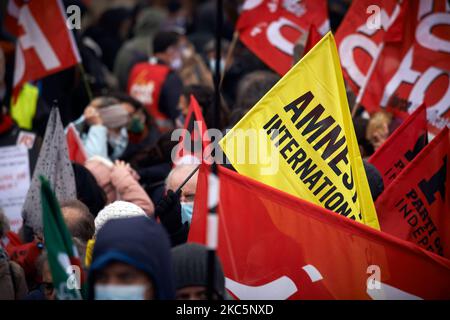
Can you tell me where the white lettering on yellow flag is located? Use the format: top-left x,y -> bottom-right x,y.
220,32 -> 379,229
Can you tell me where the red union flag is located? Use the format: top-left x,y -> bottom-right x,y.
335,0 -> 400,96
369,104 -> 428,188
237,0 -> 329,75
376,127 -> 450,259
359,0 -> 450,134
6,0 -> 81,96
189,165 -> 450,299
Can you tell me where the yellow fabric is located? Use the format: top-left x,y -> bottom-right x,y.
85,239 -> 95,267
11,83 -> 38,130
219,32 -> 379,229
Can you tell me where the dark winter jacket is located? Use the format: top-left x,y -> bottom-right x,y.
88,216 -> 175,299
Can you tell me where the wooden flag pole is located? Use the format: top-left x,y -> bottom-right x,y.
77,63 -> 93,102
220,30 -> 239,87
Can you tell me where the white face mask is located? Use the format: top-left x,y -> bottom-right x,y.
95,284 -> 146,300
170,57 -> 183,70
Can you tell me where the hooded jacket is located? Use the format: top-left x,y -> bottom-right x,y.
88,216 -> 175,300
114,7 -> 168,90
85,156 -> 154,215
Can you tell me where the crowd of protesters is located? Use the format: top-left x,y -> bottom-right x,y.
0,0 -> 396,300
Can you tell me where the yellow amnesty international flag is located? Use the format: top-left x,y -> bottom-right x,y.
219,32 -> 380,229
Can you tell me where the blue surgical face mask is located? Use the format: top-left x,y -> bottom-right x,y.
181,202 -> 194,225
94,284 -> 146,300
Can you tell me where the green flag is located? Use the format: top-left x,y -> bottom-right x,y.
40,176 -> 83,300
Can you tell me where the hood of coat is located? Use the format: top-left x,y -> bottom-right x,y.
89,216 -> 175,300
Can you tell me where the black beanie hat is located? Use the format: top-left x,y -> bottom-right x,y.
171,243 -> 226,299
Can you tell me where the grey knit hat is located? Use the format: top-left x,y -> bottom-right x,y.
171,243 -> 226,299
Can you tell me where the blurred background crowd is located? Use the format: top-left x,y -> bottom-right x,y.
0,0 -> 405,300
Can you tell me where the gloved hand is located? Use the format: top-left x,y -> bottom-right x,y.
155,190 -> 182,234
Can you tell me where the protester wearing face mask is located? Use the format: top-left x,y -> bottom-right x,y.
154,164 -> 199,247
71,97 -> 131,161
106,92 -> 162,164
88,216 -> 175,300
204,38 -> 230,76
127,31 -> 184,133
177,38 -> 213,88
165,164 -> 198,225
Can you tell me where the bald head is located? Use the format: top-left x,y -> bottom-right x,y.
61,200 -> 95,242
165,165 -> 199,203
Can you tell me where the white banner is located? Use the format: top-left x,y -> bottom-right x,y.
0,145 -> 30,232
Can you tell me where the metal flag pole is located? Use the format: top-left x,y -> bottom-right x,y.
77,63 -> 93,102
206,0 -> 223,301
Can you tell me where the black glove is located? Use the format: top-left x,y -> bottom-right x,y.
155,190 -> 183,234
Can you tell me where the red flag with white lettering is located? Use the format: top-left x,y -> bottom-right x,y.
376,127 -> 450,259
66,123 -> 87,165
237,0 -> 329,76
369,104 -> 428,188
6,0 -> 81,97
359,0 -> 450,134
173,95 -> 210,165
335,0 -> 399,96
189,165 -> 450,299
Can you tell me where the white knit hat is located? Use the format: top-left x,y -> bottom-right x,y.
94,201 -> 146,235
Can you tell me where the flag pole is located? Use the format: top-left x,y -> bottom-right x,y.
206,162 -> 219,300
220,30 -> 239,87
213,0 -> 223,131
351,43 -> 384,118
77,63 -> 93,102
352,0 -> 404,119
206,0 -> 223,301
352,0 -> 405,118
174,164 -> 200,195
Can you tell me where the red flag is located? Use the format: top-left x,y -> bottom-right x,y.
66,123 -> 87,164
335,0 -> 399,96
303,24 -> 322,55
6,0 -> 81,97
237,0 -> 329,76
369,104 -> 428,188
189,165 -> 450,299
173,95 -> 210,165
1,232 -> 42,282
359,0 -> 450,134
376,127 -> 450,259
